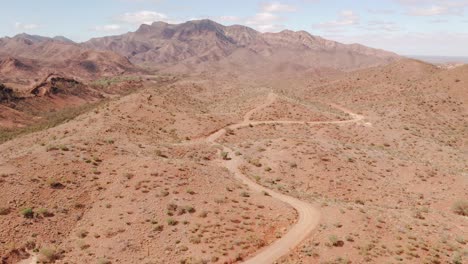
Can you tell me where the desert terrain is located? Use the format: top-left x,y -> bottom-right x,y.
0,20 -> 466,264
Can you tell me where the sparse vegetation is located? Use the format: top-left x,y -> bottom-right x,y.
0,102 -> 104,143
76,229 -> 89,238
167,218 -> 178,226
38,247 -> 59,262
90,76 -> 140,88
0,207 -> 10,215
97,258 -> 112,264
47,178 -> 64,189
221,151 -> 230,160
328,235 -> 343,247
452,200 -> 468,216
37,208 -> 53,217
20,208 -> 34,218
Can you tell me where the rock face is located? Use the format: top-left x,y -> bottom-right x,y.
84,19 -> 400,72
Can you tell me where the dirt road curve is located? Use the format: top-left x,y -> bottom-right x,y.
18,92 -> 365,264
205,92 -> 366,264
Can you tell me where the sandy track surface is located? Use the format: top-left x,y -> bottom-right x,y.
200,92 -> 366,263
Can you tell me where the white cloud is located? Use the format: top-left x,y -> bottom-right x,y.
246,12 -> 284,32
217,16 -> 242,23
367,9 -> 396,14
396,0 -> 468,16
429,18 -> 449,23
117,10 -> 168,25
315,10 -> 360,29
364,20 -> 401,32
261,2 -> 297,12
15,22 -> 40,30
407,5 -> 455,16
92,24 -> 122,32
247,12 -> 280,24
243,2 -> 297,32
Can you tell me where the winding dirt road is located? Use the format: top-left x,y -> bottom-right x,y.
19,92 -> 365,264
202,92 -> 366,263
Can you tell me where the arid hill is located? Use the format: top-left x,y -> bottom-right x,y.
0,34 -> 139,91
84,19 -> 400,73
0,33 -> 145,129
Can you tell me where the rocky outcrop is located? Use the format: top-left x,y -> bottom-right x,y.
0,83 -> 17,102
30,74 -> 83,97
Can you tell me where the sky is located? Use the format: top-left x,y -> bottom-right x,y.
1,0 -> 468,56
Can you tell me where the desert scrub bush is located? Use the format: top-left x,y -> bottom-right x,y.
91,76 -> 140,88
411,209 -> 425,220
77,240 -> 90,250
221,151 -> 229,160
452,200 -> 468,216
76,229 -> 89,238
198,211 -> 208,218
20,208 -> 34,218
225,128 -> 235,135
452,253 -> 463,264
155,149 -> 168,158
59,145 -> 70,151
177,207 -> 187,216
189,235 -> 202,244
38,247 -> 59,262
167,202 -> 178,211
153,225 -> 164,232
167,218 -> 178,226
46,145 -> 59,152
328,235 -> 343,247
37,208 -> 53,217
0,207 -> 10,215
184,206 -> 196,213
249,159 -> 262,167
455,236 -> 466,245
97,258 -> 112,264
47,178 -> 64,189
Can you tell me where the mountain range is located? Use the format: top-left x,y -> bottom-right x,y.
84,19 -> 399,73
0,19 -> 400,89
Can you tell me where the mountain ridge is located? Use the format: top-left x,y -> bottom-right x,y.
83,19 -> 400,73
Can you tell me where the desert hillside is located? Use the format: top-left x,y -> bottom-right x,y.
0,57 -> 466,264
0,34 -> 139,92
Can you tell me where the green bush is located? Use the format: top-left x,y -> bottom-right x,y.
21,208 -> 34,218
